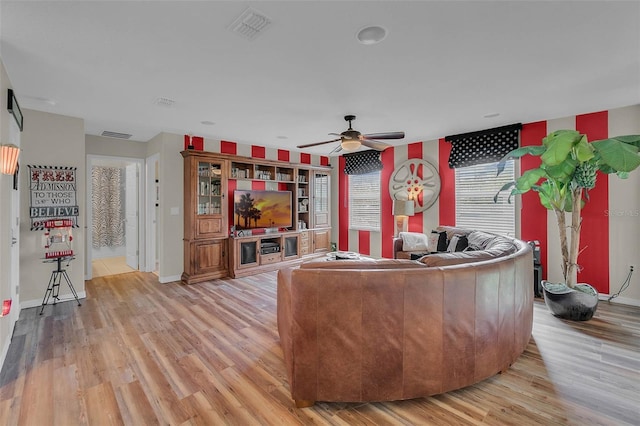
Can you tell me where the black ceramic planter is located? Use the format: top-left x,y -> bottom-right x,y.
542,281 -> 599,321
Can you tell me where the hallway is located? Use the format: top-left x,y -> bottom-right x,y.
91,256 -> 135,278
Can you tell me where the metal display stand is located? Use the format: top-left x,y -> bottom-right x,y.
39,256 -> 81,315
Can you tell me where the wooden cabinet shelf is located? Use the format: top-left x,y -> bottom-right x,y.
182,153 -> 228,284
182,150 -> 332,282
229,231 -> 321,278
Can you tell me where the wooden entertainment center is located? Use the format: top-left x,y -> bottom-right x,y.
182,150 -> 332,283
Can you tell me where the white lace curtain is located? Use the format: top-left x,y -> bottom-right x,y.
92,166 -> 124,248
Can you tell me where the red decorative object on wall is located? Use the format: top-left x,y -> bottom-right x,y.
184,135 -> 204,151
1,300 -> 11,317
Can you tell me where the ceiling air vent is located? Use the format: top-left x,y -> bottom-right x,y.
229,8 -> 272,41
101,130 -> 132,140
154,97 -> 175,108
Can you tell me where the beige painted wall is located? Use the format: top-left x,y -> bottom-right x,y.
19,109 -> 86,305
153,132 -> 183,281
86,134 -> 148,158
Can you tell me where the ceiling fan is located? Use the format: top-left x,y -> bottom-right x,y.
297,115 -> 405,153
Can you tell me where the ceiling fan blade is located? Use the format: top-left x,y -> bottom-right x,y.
330,132 -> 359,140
362,131 -> 405,140
297,138 -> 341,148
361,139 -> 392,151
328,145 -> 343,155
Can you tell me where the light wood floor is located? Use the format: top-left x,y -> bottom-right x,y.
1,271 -> 639,425
92,256 -> 136,278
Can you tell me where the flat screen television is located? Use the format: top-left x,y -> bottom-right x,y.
233,190 -> 293,230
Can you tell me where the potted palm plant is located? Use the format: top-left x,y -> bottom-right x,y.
495,130 -> 640,320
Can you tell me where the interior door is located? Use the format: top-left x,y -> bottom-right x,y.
125,163 -> 138,269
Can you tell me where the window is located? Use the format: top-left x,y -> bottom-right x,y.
349,171 -> 381,231
455,160 -> 515,236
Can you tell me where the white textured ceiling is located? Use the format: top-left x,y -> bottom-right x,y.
1,1 -> 639,155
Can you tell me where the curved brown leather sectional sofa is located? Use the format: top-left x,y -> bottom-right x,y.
277,227 -> 534,407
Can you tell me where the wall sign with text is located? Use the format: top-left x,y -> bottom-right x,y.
28,165 -> 79,230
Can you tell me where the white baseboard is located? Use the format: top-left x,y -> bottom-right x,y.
158,275 -> 181,284
21,292 -> 87,310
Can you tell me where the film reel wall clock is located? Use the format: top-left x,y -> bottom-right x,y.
389,159 -> 441,213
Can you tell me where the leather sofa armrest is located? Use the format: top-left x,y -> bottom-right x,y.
277,268 -> 294,383
393,237 -> 403,259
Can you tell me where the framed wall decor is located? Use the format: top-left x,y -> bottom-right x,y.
28,165 -> 79,230
7,89 -> 23,132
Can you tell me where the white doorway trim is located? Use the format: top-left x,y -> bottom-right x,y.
8,119 -> 21,327
145,153 -> 159,273
86,155 -> 146,280
125,163 -> 140,270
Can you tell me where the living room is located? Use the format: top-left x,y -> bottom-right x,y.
0,1 -> 639,424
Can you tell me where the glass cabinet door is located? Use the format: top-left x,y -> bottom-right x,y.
313,171 -> 330,228
197,161 -> 223,215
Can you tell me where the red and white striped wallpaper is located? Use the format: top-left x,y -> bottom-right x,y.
334,105 -> 640,305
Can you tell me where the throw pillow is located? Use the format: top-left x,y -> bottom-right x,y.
428,230 -> 448,252
427,233 -> 439,252
400,232 -> 429,251
447,234 -> 469,253
467,231 -> 496,251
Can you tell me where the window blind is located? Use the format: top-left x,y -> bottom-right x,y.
349,171 -> 381,231
314,174 -> 329,213
455,160 -> 515,236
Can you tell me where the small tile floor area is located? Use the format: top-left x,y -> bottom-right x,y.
92,256 -> 136,277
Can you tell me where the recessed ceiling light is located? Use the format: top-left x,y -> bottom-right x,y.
356,26 -> 387,45
484,112 -> 500,118
201,120 -> 215,126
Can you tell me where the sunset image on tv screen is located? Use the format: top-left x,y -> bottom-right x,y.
233,190 -> 292,230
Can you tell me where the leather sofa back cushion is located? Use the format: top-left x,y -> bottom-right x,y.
419,239 -> 517,267
300,258 -> 425,270
466,231 -> 498,250
418,250 -> 495,266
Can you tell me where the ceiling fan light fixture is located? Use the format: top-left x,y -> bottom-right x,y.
356,25 -> 387,45
341,139 -> 361,151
